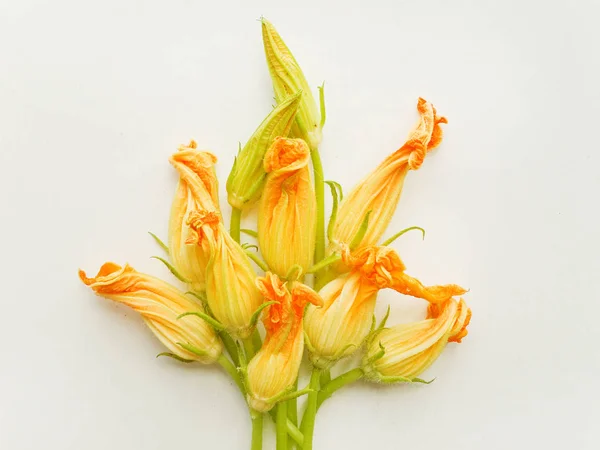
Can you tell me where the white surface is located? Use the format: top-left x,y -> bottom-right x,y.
1,0 -> 599,449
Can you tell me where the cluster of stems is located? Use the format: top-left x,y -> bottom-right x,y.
219,146 -> 362,450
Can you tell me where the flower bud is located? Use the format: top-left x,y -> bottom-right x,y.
169,140 -> 220,292
362,298 -> 471,382
246,273 -> 322,412
79,262 -> 222,363
226,91 -> 302,209
186,210 -> 263,339
304,245 -> 465,368
330,98 -> 447,252
261,18 -> 322,149
258,137 -> 316,277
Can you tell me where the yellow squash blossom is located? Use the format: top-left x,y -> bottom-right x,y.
304,245 -> 465,368
168,140 -> 220,292
261,18 -> 322,150
186,210 -> 263,339
246,272 -> 322,412
227,92 -> 302,210
258,137 -> 316,277
330,98 -> 447,252
363,298 -> 471,382
79,262 -> 222,363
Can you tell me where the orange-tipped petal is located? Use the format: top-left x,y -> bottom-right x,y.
247,272 -> 319,411
79,262 -> 222,363
363,297 -> 469,381
258,138 -> 316,277
331,98 -> 447,251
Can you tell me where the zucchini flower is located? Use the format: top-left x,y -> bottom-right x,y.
169,140 -> 220,292
226,91 -> 302,209
258,137 -> 316,277
362,298 -> 471,383
261,18 -> 322,150
79,262 -> 222,363
304,245 -> 465,368
186,210 -> 263,339
330,98 -> 447,252
246,272 -> 322,412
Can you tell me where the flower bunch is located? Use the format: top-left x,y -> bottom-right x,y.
79,19 -> 471,450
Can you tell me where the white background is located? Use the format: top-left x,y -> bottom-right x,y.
1,0 -> 598,449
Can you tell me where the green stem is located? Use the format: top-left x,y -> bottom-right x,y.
219,331 -> 240,367
317,368 -> 364,409
230,207 -> 242,243
252,328 -> 263,350
319,369 -> 331,387
287,419 -> 304,447
243,337 -> 256,360
251,410 -> 263,450
287,380 -> 298,448
307,252 -> 340,275
217,354 -> 244,393
276,402 -> 288,450
310,147 -> 325,287
300,367 -> 322,450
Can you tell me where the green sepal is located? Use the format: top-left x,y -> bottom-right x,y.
156,352 -> 194,363
148,232 -> 169,254
245,250 -> 269,272
303,331 -> 317,353
377,305 -> 391,331
381,226 -> 426,246
307,252 -> 340,274
177,311 -> 225,331
150,256 -> 190,283
176,342 -> 208,357
349,210 -> 372,250
378,375 -> 435,385
241,229 -> 259,238
242,243 -> 259,252
364,341 -> 386,366
249,301 -> 278,328
325,180 -> 341,242
264,385 -> 313,407
285,264 -> 303,281
318,82 -> 326,128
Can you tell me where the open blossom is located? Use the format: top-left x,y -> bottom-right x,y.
226,92 -> 302,209
330,98 -> 447,252
363,298 -> 471,382
186,210 -> 263,339
261,18 -> 322,149
258,137 -> 316,277
168,140 -> 220,292
79,262 -> 222,363
304,245 -> 465,368
246,272 -> 322,412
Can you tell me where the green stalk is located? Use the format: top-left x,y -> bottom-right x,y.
319,369 -> 331,387
317,368 -> 363,409
252,329 -> 263,350
219,331 -> 240,367
251,410 -> 263,450
310,147 -> 325,287
287,380 -> 298,448
217,355 -> 244,393
286,419 -> 304,447
276,402 -> 288,450
300,367 -> 322,450
230,207 -> 242,243
243,337 -> 256,360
